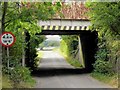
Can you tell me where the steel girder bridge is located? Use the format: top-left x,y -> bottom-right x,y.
34,19 -> 98,72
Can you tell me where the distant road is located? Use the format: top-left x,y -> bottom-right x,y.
33,50 -> 113,88
38,50 -> 74,69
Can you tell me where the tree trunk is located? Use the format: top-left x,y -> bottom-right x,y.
1,2 -> 8,33
1,2 -> 8,59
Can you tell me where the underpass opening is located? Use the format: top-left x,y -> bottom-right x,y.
33,29 -> 98,73
25,25 -> 98,75
36,35 -> 82,70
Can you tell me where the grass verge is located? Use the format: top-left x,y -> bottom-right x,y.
2,74 -> 36,88
2,74 -> 13,88
66,57 -> 82,68
53,48 -> 82,68
91,72 -> 118,88
35,51 -> 43,66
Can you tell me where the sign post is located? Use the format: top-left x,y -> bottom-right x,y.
7,47 -> 9,69
0,32 -> 16,69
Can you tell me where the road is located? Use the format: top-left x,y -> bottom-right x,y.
38,50 -> 74,69
33,50 -> 113,88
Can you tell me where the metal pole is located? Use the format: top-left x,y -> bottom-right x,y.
7,47 -> 9,69
22,45 -> 25,67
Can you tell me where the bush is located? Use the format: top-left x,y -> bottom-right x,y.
91,72 -> 118,88
60,35 -> 82,68
93,60 -> 113,74
60,39 -> 68,57
8,66 -> 35,88
93,38 -> 113,74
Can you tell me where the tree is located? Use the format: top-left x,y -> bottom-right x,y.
2,2 -> 61,66
86,2 -> 120,35
1,2 -> 8,32
1,2 -> 62,88
86,2 -> 120,74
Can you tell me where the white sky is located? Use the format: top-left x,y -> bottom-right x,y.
45,35 -> 61,41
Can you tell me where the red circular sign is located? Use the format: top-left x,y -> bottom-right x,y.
0,32 -> 16,47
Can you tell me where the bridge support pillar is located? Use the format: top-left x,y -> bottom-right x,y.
79,31 -> 98,72
78,35 -> 85,68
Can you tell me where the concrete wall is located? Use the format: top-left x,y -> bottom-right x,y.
79,31 -> 98,72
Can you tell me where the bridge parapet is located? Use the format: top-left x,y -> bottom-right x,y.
39,19 -> 91,27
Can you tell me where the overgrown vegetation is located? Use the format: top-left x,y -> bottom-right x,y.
2,67 -> 36,88
34,51 -> 43,69
60,35 -> 82,68
27,35 -> 45,69
86,2 -> 120,87
1,2 -> 61,88
91,72 -> 118,88
66,57 -> 82,68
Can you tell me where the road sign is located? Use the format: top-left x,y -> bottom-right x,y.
0,32 -> 16,47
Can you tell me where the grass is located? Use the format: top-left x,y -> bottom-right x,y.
16,79 -> 36,88
35,51 -> 43,66
91,72 -> 118,88
2,74 -> 13,88
2,74 -> 36,88
53,48 -> 82,68
66,57 -> 82,68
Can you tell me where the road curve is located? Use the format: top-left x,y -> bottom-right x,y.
33,50 -> 113,88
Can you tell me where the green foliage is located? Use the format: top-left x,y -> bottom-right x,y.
93,39 -> 112,74
2,2 -> 61,65
67,58 -> 82,68
27,35 -> 45,69
91,72 -> 118,88
3,56 -> 20,67
61,35 -> 78,56
9,66 -> 30,82
86,2 -> 120,35
95,48 -> 107,61
34,51 -> 43,68
2,64 -> 35,88
2,58 -> 30,85
60,39 -> 68,57
1,2 -> 62,88
86,2 -> 120,74
3,2 -> 62,58
60,35 -> 82,68
93,60 -> 113,74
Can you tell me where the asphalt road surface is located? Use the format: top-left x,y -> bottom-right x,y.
33,50 -> 113,88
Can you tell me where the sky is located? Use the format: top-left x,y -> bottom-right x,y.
45,35 -> 61,41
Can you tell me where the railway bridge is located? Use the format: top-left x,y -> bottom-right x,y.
35,19 -> 98,72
